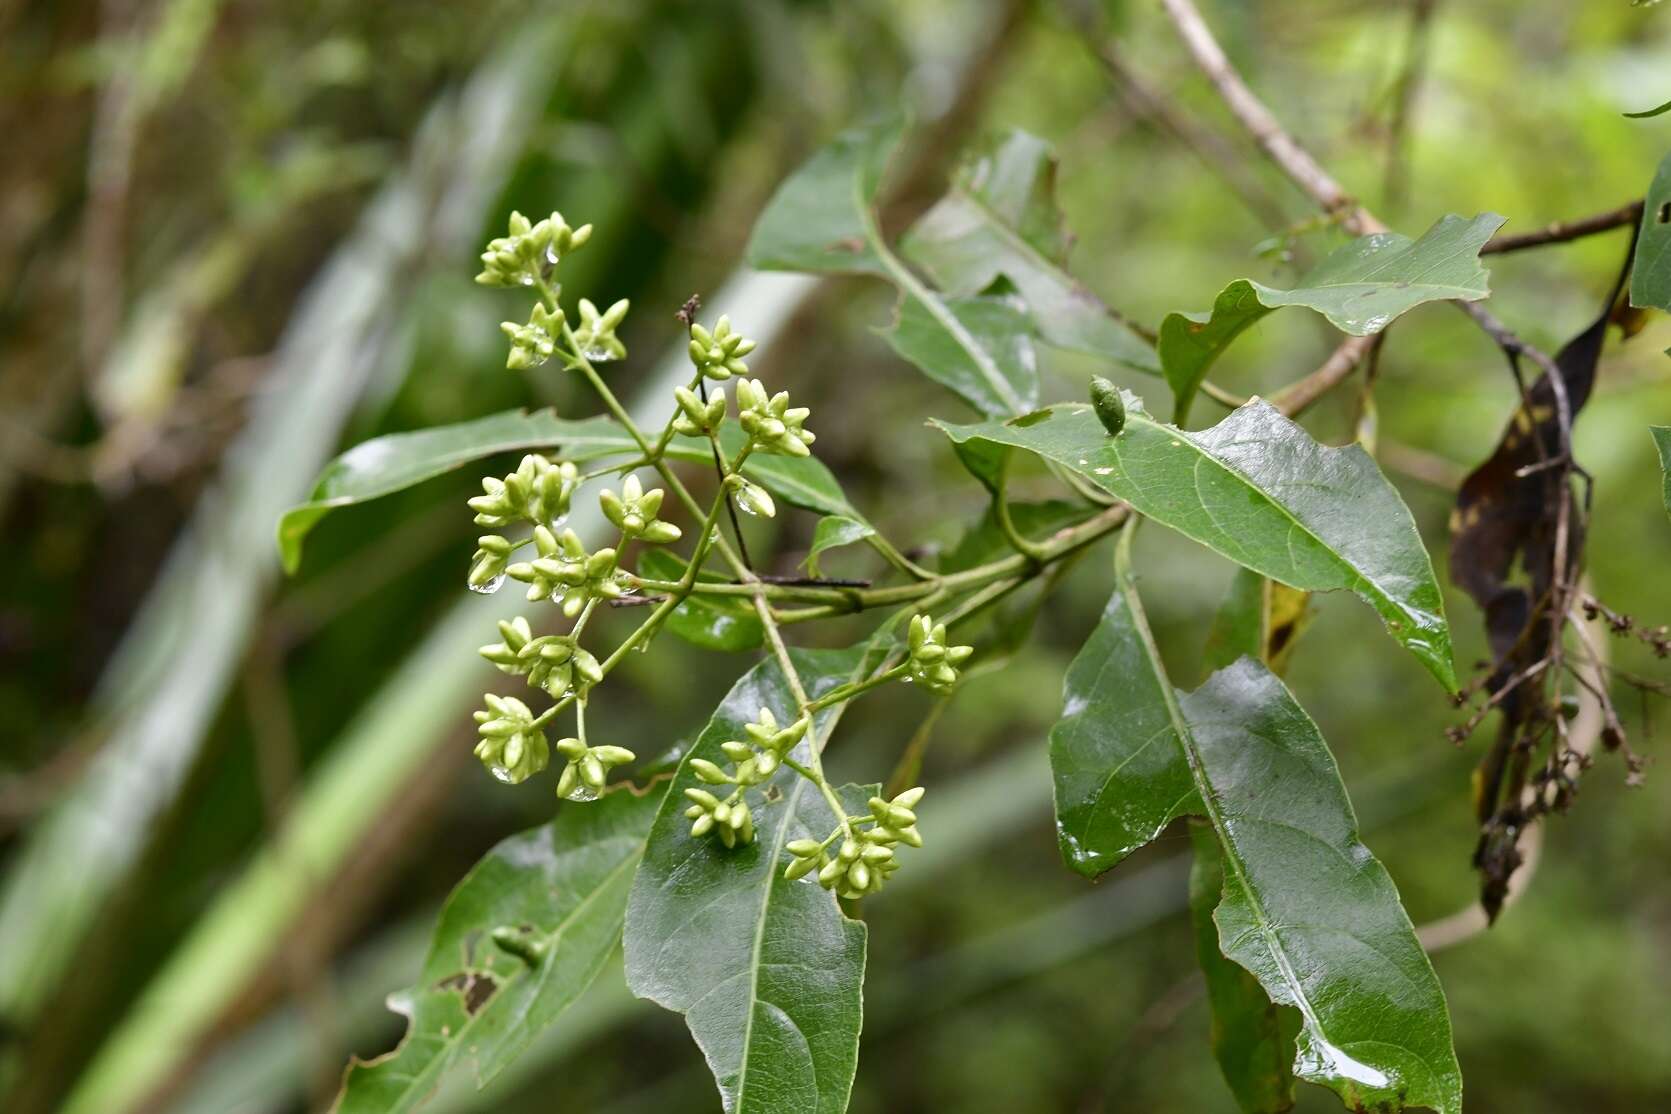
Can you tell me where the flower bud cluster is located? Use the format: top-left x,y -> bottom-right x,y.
476,210 -> 591,288
671,385 -> 727,437
687,315 -> 756,380
690,707 -> 809,790
502,304 -> 562,370
480,617 -> 603,699
783,787 -> 925,899
736,378 -> 814,457
506,526 -> 628,616
683,788 -> 755,847
906,614 -> 973,692
471,455 -> 578,529
599,475 -> 680,543
554,736 -> 636,802
474,694 -> 549,784
573,297 -> 630,362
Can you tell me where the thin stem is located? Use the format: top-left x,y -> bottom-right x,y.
1481,201 -> 1644,255
806,665 -> 911,713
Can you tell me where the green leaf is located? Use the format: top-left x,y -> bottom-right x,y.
280,408 -> 864,576
880,291 -> 1039,416
1189,823 -> 1300,1114
748,119 -> 1039,417
277,409 -> 623,574
935,397 -> 1454,689
625,648 -> 876,1114
637,550 -> 764,652
1203,568 -> 1310,678
801,515 -> 876,577
1160,214 -> 1502,422
336,786 -> 663,1113
1653,426 -> 1671,520
1632,151 -> 1671,311
1624,98 -> 1671,118
901,129 -> 1158,373
1051,527 -> 1462,1114
745,119 -> 899,276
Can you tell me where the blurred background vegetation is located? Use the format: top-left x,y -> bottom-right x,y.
2,0 -> 1670,1111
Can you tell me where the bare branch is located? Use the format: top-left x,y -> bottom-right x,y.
1481,201 -> 1644,255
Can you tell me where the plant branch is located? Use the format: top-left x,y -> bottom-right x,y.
1481,201 -> 1644,255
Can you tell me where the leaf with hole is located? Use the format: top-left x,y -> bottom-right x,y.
936,395 -> 1454,689
624,648 -> 880,1114
1631,150 -> 1671,311
335,785 -> 663,1113
1050,527 -> 1461,1114
1159,213 -> 1503,422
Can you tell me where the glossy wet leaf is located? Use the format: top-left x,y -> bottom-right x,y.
1631,150 -> 1671,311
277,409 -> 620,573
1653,426 -> 1671,520
638,550 -> 763,653
1189,823 -> 1300,1114
1159,214 -> 1503,422
336,786 -> 663,1113
802,515 -> 875,577
625,648 -> 878,1114
901,129 -> 1157,373
937,396 -> 1454,689
748,118 -> 1040,416
1051,531 -> 1461,1114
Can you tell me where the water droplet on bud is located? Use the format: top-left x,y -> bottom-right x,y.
560,783 -> 599,803
488,764 -> 515,783
469,572 -> 508,595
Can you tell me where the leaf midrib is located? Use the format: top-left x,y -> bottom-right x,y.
1083,404 -> 1428,643
858,170 -> 1026,416
1114,550 -> 1332,1054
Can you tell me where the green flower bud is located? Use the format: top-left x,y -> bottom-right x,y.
505,528 -> 627,615
554,738 -> 635,802
501,303 -> 563,370
573,297 -> 629,362
783,854 -> 820,881
906,615 -> 973,693
671,385 -> 728,436
727,474 -> 776,519
692,758 -> 732,784
685,314 -> 756,381
473,694 -> 549,784
476,210 -> 591,287
786,839 -> 824,858
468,537 -> 512,594
470,455 -> 579,529
599,474 -> 680,544
734,377 -> 814,456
